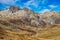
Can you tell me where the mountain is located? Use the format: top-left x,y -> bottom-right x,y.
0,6 -> 60,40
0,6 -> 60,27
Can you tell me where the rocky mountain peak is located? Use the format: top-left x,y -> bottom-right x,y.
9,6 -> 21,13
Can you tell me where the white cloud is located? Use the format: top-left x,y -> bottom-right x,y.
39,9 -> 50,13
24,0 -> 47,8
24,0 -> 38,8
49,5 -> 58,9
0,0 -> 47,9
0,0 -> 18,5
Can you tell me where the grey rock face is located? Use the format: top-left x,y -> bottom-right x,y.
55,18 -> 60,24
30,20 -> 40,27
9,6 -> 21,13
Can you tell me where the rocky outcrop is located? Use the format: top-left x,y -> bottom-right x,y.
9,6 -> 21,13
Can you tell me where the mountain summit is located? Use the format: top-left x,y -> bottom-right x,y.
9,6 -> 21,13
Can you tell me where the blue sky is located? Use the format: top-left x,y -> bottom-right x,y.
0,0 -> 60,13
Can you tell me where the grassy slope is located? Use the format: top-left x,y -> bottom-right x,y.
0,18 -> 60,40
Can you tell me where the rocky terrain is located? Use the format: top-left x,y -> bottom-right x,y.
0,6 -> 60,40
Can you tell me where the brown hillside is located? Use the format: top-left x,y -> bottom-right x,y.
0,6 -> 60,40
